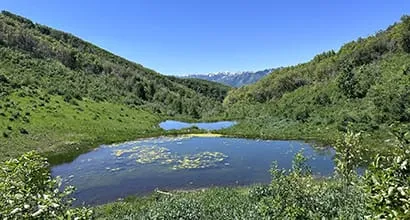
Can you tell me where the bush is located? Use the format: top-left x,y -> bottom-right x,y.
251,152 -> 367,219
363,125 -> 410,219
19,128 -> 29,134
0,151 -> 93,219
3,131 -> 10,138
334,129 -> 364,181
0,73 -> 10,84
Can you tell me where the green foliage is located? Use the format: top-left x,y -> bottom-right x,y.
334,128 -> 364,181
166,76 -> 230,102
252,152 -> 367,219
363,124 -> 410,219
337,62 -> 367,98
400,15 -> 410,53
95,188 -> 260,219
0,151 -> 93,219
369,70 -> 410,123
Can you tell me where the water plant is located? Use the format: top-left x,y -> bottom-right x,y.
112,145 -> 228,170
173,152 -> 228,170
130,146 -> 175,164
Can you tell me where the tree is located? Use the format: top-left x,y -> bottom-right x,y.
400,15 -> 410,53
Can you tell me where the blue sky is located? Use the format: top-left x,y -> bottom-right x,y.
2,1 -> 410,75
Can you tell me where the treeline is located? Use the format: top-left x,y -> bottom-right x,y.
0,11 -> 230,118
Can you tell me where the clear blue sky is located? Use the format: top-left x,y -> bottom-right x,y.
2,1 -> 410,75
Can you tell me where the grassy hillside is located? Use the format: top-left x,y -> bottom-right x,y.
223,15 -> 410,152
0,11 -> 230,119
0,91 -> 164,163
0,11 -> 232,161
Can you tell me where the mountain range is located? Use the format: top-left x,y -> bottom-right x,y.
186,68 -> 276,87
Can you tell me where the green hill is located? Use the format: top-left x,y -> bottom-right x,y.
0,11 -> 230,118
223,15 -> 410,150
0,11 -> 230,161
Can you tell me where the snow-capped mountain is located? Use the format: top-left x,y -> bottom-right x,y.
186,68 -> 276,87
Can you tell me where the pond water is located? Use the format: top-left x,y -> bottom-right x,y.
51,135 -> 335,205
159,120 -> 237,130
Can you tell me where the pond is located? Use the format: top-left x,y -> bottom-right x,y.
51,135 -> 335,205
159,120 -> 237,130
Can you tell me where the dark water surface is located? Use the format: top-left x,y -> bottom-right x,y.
159,120 -> 237,130
51,136 -> 334,205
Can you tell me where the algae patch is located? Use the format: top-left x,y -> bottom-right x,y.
129,146 -> 176,165
172,152 -> 228,170
113,145 -> 228,170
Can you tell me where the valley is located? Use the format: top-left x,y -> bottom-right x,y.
0,10 -> 409,220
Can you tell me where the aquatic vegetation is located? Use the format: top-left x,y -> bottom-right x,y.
132,147 -> 175,165
114,149 -> 137,157
114,146 -> 176,165
112,145 -> 228,170
112,145 -> 167,157
173,152 -> 228,170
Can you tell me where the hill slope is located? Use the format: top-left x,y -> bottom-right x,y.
223,15 -> 410,149
0,11 -> 230,118
187,68 -> 275,87
0,11 -> 230,161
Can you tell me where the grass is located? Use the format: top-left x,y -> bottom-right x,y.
0,91 -> 163,163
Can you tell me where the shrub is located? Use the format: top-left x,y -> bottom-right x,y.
363,124 -> 410,219
0,151 -> 93,219
334,129 -> 364,181
19,128 -> 29,134
3,131 -> 10,138
252,152 -> 367,219
0,73 -> 10,84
